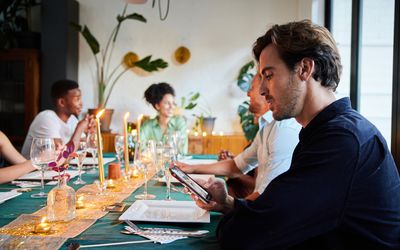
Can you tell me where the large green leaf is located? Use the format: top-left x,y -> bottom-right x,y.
134,56 -> 168,72
70,22 -> 100,55
185,103 -> 197,110
237,61 -> 255,92
123,13 -> 147,23
81,25 -> 100,55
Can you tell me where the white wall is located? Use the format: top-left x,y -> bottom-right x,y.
77,0 -> 317,134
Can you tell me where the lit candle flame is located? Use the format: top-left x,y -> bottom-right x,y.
41,217 -> 47,224
212,131 -> 216,136
124,112 -> 130,120
219,131 -> 224,136
96,109 -> 105,119
194,132 -> 199,136
202,132 -> 207,137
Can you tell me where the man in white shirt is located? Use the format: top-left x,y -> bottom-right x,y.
21,80 -> 84,158
177,74 -> 301,200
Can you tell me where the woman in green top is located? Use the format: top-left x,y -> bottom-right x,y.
141,82 -> 188,154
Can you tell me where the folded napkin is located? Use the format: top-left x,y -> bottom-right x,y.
0,190 -> 21,204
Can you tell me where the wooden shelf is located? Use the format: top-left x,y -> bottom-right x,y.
188,134 -> 249,155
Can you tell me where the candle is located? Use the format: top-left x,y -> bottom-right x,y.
107,179 -> 116,189
137,114 -> 143,142
123,112 -> 130,176
219,131 -> 224,136
34,217 -> 51,234
76,196 -> 85,209
212,131 -> 216,136
194,131 -> 199,137
96,109 -> 105,185
202,132 -> 207,137
132,168 -> 139,178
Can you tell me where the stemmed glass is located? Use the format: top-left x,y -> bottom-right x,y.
86,132 -> 98,174
73,141 -> 87,185
164,133 -> 177,161
155,141 -> 164,180
114,135 -> 124,164
115,135 -> 128,178
174,131 -> 186,160
30,138 -> 56,198
134,141 -> 156,200
163,144 -> 175,201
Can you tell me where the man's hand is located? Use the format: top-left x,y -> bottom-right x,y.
190,177 -> 234,214
218,150 -> 234,161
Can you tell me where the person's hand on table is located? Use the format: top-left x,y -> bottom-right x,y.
174,161 -> 194,174
190,177 -> 234,214
218,150 -> 234,161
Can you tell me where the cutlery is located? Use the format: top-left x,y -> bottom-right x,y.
67,239 -> 154,249
124,226 -> 209,238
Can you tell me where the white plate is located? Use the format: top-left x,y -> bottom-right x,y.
0,190 -> 21,204
69,157 -> 115,166
119,200 -> 210,223
159,174 -> 214,184
17,170 -> 81,181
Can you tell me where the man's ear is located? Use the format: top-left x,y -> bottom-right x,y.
298,58 -> 315,81
57,98 -> 66,108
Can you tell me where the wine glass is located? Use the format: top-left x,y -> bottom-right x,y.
73,141 -> 87,185
134,141 -> 156,200
30,138 -> 56,198
155,141 -> 164,180
86,132 -> 98,174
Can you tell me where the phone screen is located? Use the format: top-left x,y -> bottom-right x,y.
169,165 -> 212,203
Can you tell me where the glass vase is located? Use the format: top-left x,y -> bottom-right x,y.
47,176 -> 76,222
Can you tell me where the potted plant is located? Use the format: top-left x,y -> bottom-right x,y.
0,0 -> 41,49
71,4 -> 168,131
237,60 -> 259,141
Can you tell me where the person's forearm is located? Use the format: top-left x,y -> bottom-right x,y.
0,161 -> 35,184
191,159 -> 243,178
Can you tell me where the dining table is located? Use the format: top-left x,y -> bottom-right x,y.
0,154 -> 222,250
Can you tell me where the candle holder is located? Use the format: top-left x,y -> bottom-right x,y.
33,217 -> 52,234
76,196 -> 85,209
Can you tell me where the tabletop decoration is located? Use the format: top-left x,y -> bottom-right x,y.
95,109 -> 106,185
123,112 -> 131,176
34,217 -> 52,234
47,142 -> 77,222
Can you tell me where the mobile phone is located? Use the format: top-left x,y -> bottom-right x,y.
169,165 -> 212,203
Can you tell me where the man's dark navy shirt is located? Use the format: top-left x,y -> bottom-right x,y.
217,98 -> 400,249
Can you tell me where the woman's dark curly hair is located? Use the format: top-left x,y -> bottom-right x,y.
253,20 -> 342,91
144,82 -> 175,109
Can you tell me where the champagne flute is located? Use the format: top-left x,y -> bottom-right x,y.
155,141 -> 164,180
163,144 -> 175,201
134,141 -> 156,200
30,138 -> 56,198
73,141 -> 87,185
